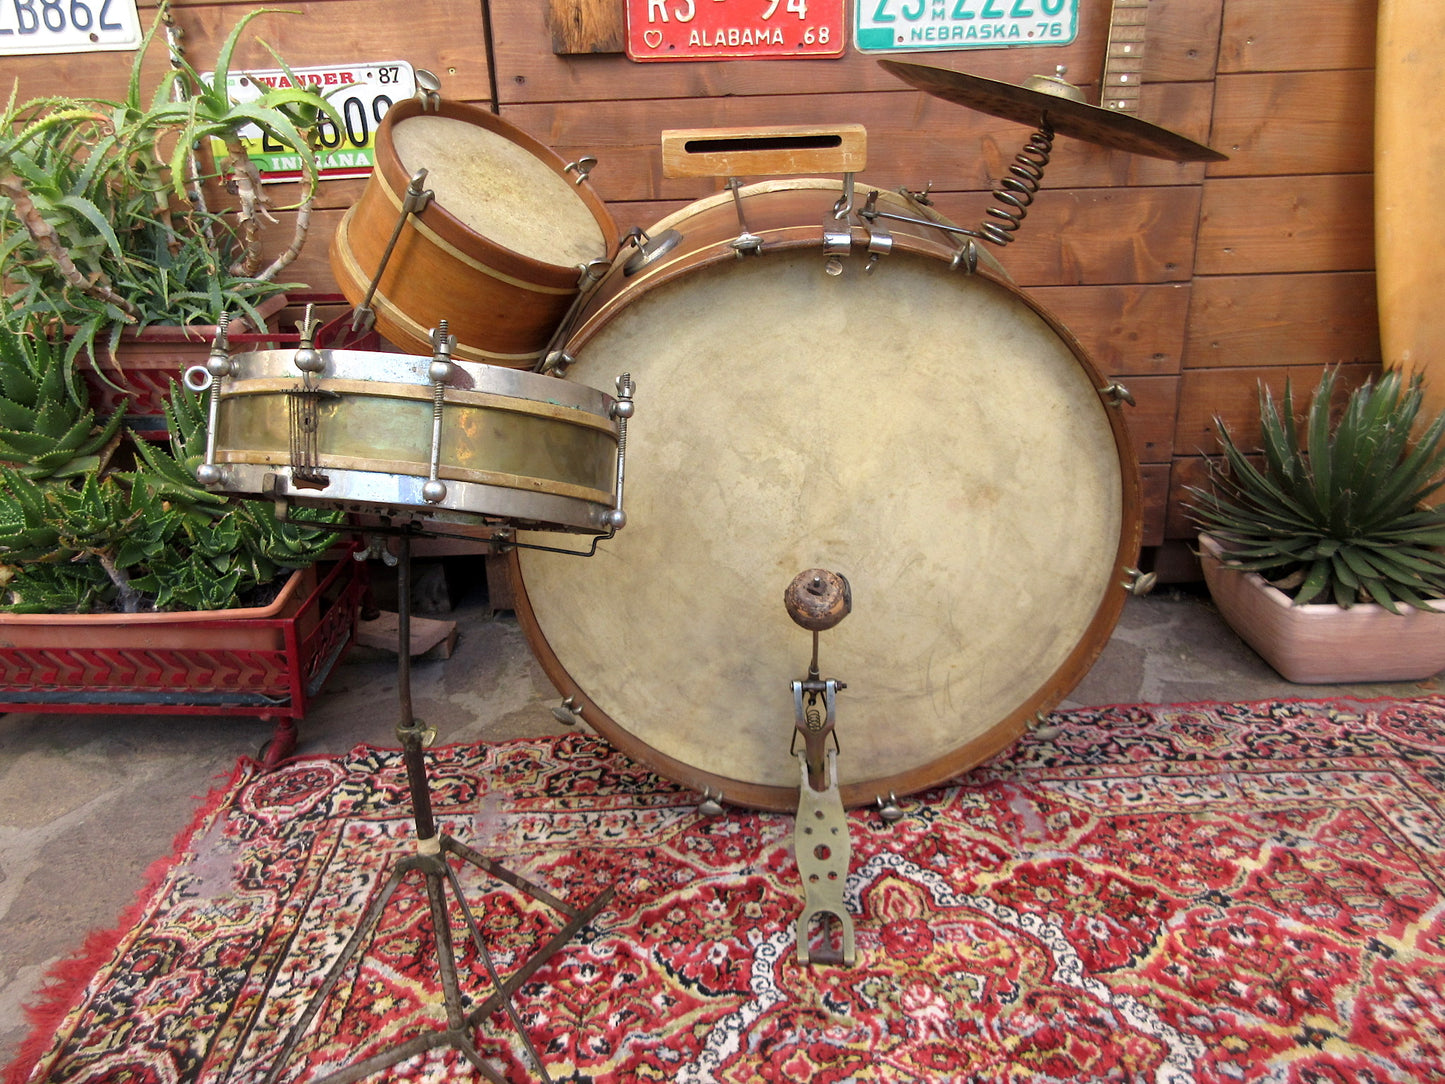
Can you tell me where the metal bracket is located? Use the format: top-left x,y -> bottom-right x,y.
1123,567 -> 1157,596
551,696 -> 584,726
725,177 -> 764,257
1100,381 -> 1136,408
564,155 -> 598,185
794,749 -> 855,966
414,68 -> 442,111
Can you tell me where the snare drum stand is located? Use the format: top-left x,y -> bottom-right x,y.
266,533 -> 615,1084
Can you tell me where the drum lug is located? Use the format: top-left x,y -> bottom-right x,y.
875,792 -> 904,825
1099,381 -> 1136,408
1123,567 -> 1157,597
564,154 -> 598,186
697,788 -> 727,816
414,68 -> 442,110
551,696 -> 585,726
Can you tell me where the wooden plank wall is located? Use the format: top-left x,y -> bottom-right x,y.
5,0 -> 1382,578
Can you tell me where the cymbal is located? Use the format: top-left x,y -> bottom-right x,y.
878,59 -> 1227,163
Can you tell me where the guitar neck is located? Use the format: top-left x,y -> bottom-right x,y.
1100,0 -> 1149,114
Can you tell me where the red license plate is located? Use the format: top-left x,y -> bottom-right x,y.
626,0 -> 846,62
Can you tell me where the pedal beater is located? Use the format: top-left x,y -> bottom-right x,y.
785,568 -> 856,966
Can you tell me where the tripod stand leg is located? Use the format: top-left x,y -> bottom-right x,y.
442,853 -> 554,1083
264,859 -> 413,1084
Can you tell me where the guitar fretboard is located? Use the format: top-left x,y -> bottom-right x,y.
1101,0 -> 1149,114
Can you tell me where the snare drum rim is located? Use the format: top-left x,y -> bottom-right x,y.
510,202 -> 1143,812
374,98 -> 619,286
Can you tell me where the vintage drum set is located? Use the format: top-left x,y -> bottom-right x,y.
198,61 -> 1222,1083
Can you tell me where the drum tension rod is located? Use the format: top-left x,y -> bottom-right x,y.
192,312 -> 233,488
351,169 -> 435,334
725,177 -> 764,256
422,320 -> 457,506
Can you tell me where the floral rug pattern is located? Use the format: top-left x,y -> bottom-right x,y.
12,698 -> 1445,1083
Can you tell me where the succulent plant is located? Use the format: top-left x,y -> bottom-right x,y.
1186,368 -> 1445,613
0,381 -> 342,614
0,322 -> 125,478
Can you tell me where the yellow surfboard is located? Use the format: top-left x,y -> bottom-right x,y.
1376,1 -> 1445,419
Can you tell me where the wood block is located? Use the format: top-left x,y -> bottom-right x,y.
357,611 -> 458,659
1110,374 -> 1179,464
1173,362 -> 1378,457
1139,462 -> 1170,548
548,0 -> 624,54
661,125 -> 867,179
1030,283 -> 1191,376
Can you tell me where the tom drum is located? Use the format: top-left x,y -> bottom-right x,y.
331,99 -> 617,368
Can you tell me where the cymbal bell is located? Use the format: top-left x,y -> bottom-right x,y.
879,59 -> 1227,163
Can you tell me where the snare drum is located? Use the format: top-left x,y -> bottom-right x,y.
200,349 -> 621,532
330,99 -> 617,368
513,180 -> 1142,812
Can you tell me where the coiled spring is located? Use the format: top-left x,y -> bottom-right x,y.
979,122 -> 1054,246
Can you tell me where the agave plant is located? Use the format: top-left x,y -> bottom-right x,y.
1186,368 -> 1445,613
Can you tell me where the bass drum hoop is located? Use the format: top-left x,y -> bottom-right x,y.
511,181 -> 1142,812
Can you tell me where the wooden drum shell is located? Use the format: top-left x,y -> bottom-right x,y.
512,180 -> 1143,812
330,99 -> 618,368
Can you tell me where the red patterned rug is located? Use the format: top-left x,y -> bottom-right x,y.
11,698 -> 1445,1083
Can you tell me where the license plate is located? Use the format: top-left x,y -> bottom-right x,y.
0,0 -> 141,55
215,61 -> 416,182
855,0 -> 1079,52
627,0 -> 845,62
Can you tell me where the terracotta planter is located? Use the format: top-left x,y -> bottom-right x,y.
1198,533 -> 1445,683
0,563 -> 314,655
0,553 -> 367,766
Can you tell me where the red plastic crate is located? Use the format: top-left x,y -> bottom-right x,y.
0,546 -> 367,768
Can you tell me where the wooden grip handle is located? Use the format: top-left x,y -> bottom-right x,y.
660,124 -> 867,179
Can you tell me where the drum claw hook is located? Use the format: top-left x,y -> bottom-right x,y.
414,68 -> 442,111
564,155 -> 598,186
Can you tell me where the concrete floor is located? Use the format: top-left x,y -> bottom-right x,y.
1,563 -> 1440,1073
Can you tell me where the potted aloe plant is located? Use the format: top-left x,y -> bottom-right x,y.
0,319 -> 343,616
1186,367 -> 1445,683
0,7 -> 339,412
0,319 -> 361,762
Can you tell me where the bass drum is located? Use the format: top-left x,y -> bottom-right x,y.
512,180 -> 1141,812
